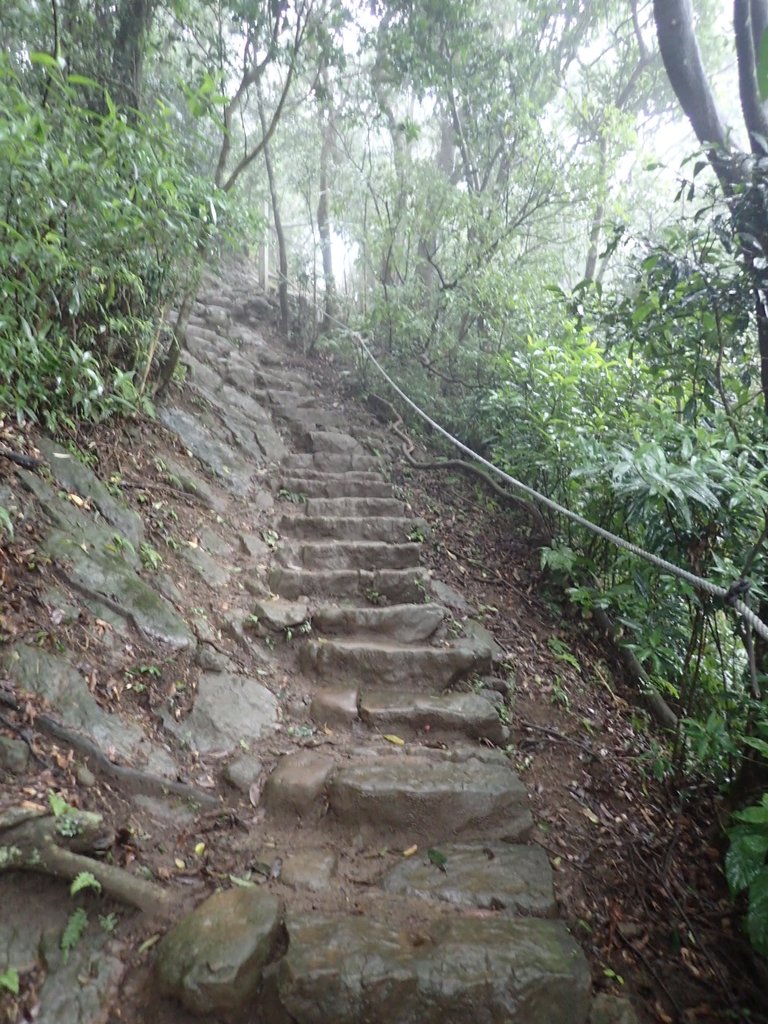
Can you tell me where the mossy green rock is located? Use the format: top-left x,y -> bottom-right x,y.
155,889 -> 283,1016
43,530 -> 193,650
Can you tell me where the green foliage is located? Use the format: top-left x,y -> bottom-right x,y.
60,907 -> 88,963
726,793 -> 768,955
0,56 -> 221,430
70,871 -> 102,897
0,968 -> 19,996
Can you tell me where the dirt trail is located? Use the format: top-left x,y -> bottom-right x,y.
0,261 -> 639,1024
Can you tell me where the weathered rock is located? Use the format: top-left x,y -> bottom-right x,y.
589,994 -> 642,1024
36,927 -> 126,1024
283,452 -> 380,473
278,475 -> 392,499
306,431 -> 363,454
155,888 -> 283,1016
281,849 -> 338,892
1,643 -> 172,772
327,756 -> 531,841
163,672 -> 278,754
309,689 -> 359,728
269,567 -> 427,603
382,842 -> 555,916
305,496 -> 406,518
38,438 -> 144,551
279,540 -> 420,572
178,541 -> 232,588
161,455 -> 226,512
359,691 -> 507,743
41,529 -> 194,651
279,514 -> 418,543
0,735 -> 29,773
431,579 -> 473,614
224,754 -> 263,793
313,603 -> 443,642
263,750 -> 336,817
260,912 -> 591,1024
195,643 -> 232,672
158,405 -> 254,495
300,638 -> 481,690
239,531 -> 271,558
252,596 -> 310,631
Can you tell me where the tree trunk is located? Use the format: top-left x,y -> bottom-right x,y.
317,73 -> 336,333
257,86 -> 289,336
112,0 -> 156,111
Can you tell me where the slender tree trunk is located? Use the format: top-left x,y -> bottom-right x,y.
317,71 -> 336,332
257,87 -> 289,336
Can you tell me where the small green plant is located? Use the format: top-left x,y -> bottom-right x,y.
547,636 -> 580,673
105,534 -> 136,559
365,587 -> 383,606
139,542 -> 163,570
262,528 -> 280,551
70,871 -> 102,897
550,677 -> 570,709
61,908 -> 88,963
277,488 -> 307,504
0,505 -> 13,539
0,968 -> 19,995
48,791 -> 82,838
407,525 -> 426,542
726,791 -> 768,956
99,912 -> 118,933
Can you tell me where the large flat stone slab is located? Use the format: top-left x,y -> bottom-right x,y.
269,567 -> 427,603
299,638 -> 481,690
279,541 -> 420,572
359,690 -> 507,742
164,672 -> 278,754
279,475 -> 392,499
327,756 -> 531,841
381,841 -> 555,916
279,515 -> 419,543
283,452 -> 380,473
42,529 -> 194,650
38,438 -> 144,550
263,750 -> 336,817
159,405 -> 254,494
1,643 -> 174,774
260,913 -> 591,1024
305,496 -> 406,517
313,603 -> 444,642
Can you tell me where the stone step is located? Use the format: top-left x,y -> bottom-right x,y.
283,452 -> 381,473
305,431 -> 364,455
269,567 -> 427,602
298,637 -> 486,689
280,468 -> 384,484
309,686 -> 506,743
358,689 -> 508,744
279,407 -> 345,432
305,496 -> 406,518
313,603 -> 444,641
279,475 -> 393,499
259,912 -> 590,1024
380,841 -> 556,917
278,514 -> 421,543
326,753 -> 531,840
278,541 -> 420,571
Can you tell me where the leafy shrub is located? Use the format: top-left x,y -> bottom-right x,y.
726,792 -> 768,956
0,54 -> 222,430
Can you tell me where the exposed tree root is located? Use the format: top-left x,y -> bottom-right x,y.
0,688 -> 220,808
0,808 -> 172,916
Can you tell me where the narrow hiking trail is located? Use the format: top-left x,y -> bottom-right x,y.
1,260 -> 735,1024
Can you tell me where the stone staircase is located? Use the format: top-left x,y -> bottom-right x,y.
148,265 -> 601,1023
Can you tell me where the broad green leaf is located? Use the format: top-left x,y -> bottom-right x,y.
747,871 -> 768,954
725,830 -> 768,894
759,27 -> 768,100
